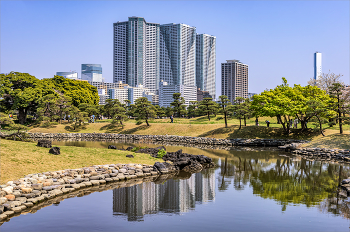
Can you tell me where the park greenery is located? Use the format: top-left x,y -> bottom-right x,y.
0,72 -> 349,139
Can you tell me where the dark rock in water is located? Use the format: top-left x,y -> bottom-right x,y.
126,146 -> 134,151
342,179 -> 350,184
155,146 -> 166,151
182,160 -> 203,173
49,147 -> 60,155
153,162 -> 169,173
108,145 -> 117,149
37,140 -> 52,148
126,154 -> 134,158
0,205 -> 4,214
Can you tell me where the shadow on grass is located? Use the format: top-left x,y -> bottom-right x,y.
99,123 -> 124,133
64,124 -> 87,132
121,125 -> 149,134
198,125 -> 322,140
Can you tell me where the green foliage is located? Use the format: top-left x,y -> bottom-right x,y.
0,112 -> 14,127
157,149 -> 166,158
42,75 -> 99,107
232,97 -> 251,129
0,72 -> 54,124
134,97 -> 156,126
216,116 -> 224,121
328,83 -> 349,134
187,101 -> 199,118
170,93 -> 186,117
131,146 -> 148,152
198,97 -> 218,121
218,95 -> 232,127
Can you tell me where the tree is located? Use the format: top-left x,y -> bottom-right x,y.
42,75 -> 99,107
68,106 -> 88,130
0,72 -> 53,124
170,93 -> 186,117
111,99 -> 128,126
328,83 -> 348,134
134,97 -> 156,126
305,99 -> 333,136
251,77 -> 294,134
232,97 -> 250,129
218,95 -> 232,128
154,105 -> 166,118
187,101 -> 199,118
308,72 -> 344,94
198,97 -> 217,121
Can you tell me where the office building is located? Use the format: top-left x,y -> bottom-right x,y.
159,81 -> 197,107
314,52 -> 322,80
113,17 -> 213,98
81,64 -> 103,82
56,71 -> 78,80
108,88 -> 129,104
197,88 -> 212,102
97,89 -> 109,105
221,60 -> 248,103
196,34 -> 216,100
88,81 -> 128,92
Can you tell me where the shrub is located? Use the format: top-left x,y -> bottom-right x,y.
157,149 -> 166,158
216,116 -> 224,121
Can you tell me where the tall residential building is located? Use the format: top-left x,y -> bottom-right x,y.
196,34 -> 216,100
113,17 -> 211,97
221,60 -> 248,103
56,71 -> 78,80
113,17 -> 160,93
81,64 -> 103,82
159,23 -> 197,87
314,52 -> 322,80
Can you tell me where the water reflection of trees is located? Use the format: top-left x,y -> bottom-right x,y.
218,154 -> 350,214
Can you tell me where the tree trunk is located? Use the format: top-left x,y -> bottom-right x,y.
207,112 -> 210,121
18,108 -> 28,125
224,112 -> 227,128
316,115 -> 325,136
244,116 -> 246,126
239,118 -> 242,130
337,97 -> 343,134
145,118 -> 149,126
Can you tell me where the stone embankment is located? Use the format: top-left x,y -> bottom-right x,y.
0,162 -> 178,222
28,133 -> 306,147
278,143 -> 350,163
0,172 -> 179,224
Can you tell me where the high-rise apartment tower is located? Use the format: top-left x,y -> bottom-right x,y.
314,52 -> 322,80
113,17 -> 215,100
221,60 -> 248,103
196,34 -> 216,100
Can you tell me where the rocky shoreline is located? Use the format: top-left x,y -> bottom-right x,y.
0,170 -> 181,224
0,162 -> 190,222
28,132 -> 306,147
278,143 -> 350,164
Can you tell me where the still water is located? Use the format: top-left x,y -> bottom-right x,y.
1,141 -> 350,231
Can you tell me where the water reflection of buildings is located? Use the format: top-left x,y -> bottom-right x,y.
113,172 -> 215,221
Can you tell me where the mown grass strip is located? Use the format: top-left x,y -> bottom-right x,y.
0,139 -> 161,184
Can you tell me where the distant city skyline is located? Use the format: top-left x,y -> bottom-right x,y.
1,1 -> 349,97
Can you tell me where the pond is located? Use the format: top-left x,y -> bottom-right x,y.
1,141 -> 350,231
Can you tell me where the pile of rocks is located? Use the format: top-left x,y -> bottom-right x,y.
0,162 -> 176,221
28,133 -> 307,147
122,146 -> 215,173
279,145 -> 350,163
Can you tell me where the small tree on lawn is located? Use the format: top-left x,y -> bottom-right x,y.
170,93 -> 186,117
199,97 -> 216,121
134,97 -> 156,126
218,95 -> 232,128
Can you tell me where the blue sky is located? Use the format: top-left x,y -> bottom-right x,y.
1,1 -> 349,97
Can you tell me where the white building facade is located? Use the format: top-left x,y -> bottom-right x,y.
56,71 -> 79,80
196,34 -> 216,100
314,52 -> 322,80
158,81 -> 197,107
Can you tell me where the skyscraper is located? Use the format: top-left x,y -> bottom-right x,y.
113,17 -> 160,93
81,64 -> 103,82
314,52 -> 322,80
221,60 -> 248,103
113,17 -> 215,101
196,34 -> 216,100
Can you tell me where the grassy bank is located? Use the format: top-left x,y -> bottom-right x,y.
301,133 -> 350,150
28,115 -> 349,141
0,139 -> 161,184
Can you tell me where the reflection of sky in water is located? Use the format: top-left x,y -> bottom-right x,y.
1,142 -> 350,231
